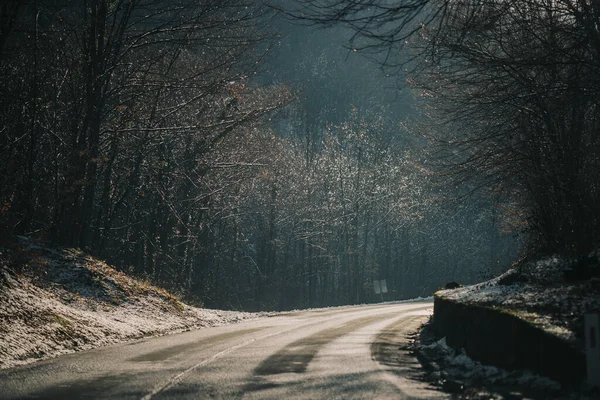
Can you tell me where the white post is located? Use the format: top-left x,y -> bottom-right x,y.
380,279 -> 387,302
373,280 -> 381,295
585,313 -> 600,388
380,279 -> 388,293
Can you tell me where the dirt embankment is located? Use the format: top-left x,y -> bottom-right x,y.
0,237 -> 269,370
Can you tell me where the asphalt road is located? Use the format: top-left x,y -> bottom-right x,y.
0,301 -> 447,399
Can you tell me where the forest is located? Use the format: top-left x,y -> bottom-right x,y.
7,0 -> 597,311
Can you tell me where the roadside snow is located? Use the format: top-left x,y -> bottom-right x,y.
0,238 -> 271,370
435,253 -> 600,345
286,296 -> 434,313
421,336 -> 561,392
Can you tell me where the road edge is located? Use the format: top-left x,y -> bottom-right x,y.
432,294 -> 586,388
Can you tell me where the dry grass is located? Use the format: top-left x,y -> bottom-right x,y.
0,236 -> 267,370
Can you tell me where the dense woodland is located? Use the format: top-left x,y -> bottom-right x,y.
294,0 -> 600,258
0,0 -> 528,311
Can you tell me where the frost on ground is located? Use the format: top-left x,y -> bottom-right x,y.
425,336 -> 559,390
0,237 -> 271,370
436,250 -> 600,347
413,321 -> 600,400
412,324 -> 566,399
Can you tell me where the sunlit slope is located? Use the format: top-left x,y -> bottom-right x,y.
0,237 -> 266,369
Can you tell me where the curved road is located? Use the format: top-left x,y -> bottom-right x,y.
0,301 -> 447,399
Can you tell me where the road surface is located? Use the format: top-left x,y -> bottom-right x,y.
0,301 -> 447,399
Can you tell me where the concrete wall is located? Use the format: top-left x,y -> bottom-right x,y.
433,295 -> 585,387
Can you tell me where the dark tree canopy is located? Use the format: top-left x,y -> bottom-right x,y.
279,0 -> 600,257
0,0 -> 519,311
277,0 -> 447,66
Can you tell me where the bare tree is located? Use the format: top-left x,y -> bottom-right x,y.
278,0 -> 600,257
410,0 -> 600,256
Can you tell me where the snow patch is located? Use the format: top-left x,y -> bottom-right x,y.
0,238 -> 272,370
436,251 -> 600,345
421,337 -> 561,391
